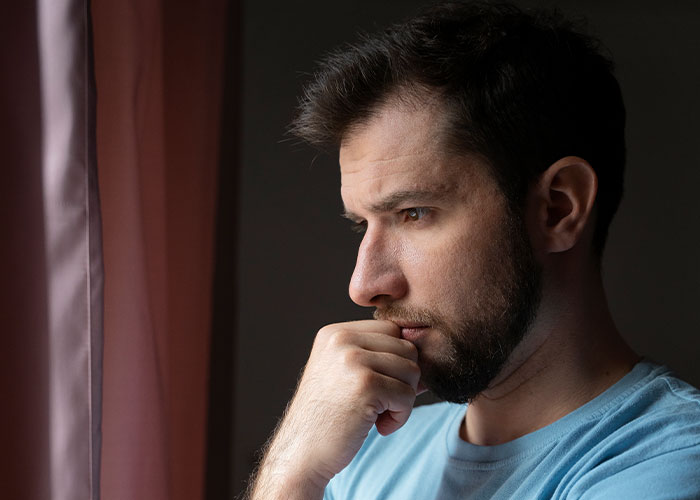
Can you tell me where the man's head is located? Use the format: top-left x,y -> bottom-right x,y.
292,2 -> 626,402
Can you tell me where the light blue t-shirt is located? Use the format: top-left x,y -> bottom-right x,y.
325,361 -> 700,499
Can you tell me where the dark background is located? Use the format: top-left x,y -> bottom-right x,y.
228,0 -> 700,497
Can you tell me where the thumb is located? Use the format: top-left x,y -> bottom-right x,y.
375,408 -> 412,436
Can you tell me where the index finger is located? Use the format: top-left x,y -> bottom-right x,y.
341,319 -> 401,338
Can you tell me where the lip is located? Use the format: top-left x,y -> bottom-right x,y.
399,325 -> 429,342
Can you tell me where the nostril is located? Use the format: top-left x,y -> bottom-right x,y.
369,293 -> 391,306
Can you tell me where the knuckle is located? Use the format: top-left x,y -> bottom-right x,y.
407,360 -> 421,379
327,328 -> 353,349
359,401 -> 382,423
341,346 -> 364,367
315,324 -> 334,344
398,383 -> 417,405
356,369 -> 379,391
316,324 -> 351,348
402,340 -> 419,359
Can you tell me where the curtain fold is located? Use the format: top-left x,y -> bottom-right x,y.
93,1 -> 227,499
38,1 -> 104,498
93,2 -> 170,496
1,1 -> 103,499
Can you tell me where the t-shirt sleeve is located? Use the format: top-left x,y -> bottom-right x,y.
575,444 -> 700,499
323,484 -> 336,500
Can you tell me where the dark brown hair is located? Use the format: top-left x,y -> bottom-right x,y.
291,1 -> 626,256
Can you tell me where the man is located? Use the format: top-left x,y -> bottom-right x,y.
247,2 -> 700,498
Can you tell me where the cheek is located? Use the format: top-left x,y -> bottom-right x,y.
403,223 -> 512,322
399,231 -> 481,301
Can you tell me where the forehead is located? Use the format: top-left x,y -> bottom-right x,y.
339,101 -> 485,205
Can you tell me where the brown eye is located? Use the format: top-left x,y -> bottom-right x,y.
405,207 -> 430,221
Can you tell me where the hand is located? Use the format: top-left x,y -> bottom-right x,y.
248,320 -> 421,500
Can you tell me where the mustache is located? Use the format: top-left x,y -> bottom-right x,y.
373,304 -> 446,329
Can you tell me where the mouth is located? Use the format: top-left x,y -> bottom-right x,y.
396,324 -> 430,342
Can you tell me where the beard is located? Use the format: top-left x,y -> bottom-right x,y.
374,207 -> 542,404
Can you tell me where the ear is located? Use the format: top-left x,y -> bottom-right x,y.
528,156 -> 598,254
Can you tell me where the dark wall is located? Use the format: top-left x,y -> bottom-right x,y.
233,1 -> 700,495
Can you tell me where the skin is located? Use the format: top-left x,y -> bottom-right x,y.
248,99 -> 639,499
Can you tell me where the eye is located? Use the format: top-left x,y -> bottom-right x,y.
350,220 -> 367,234
403,207 -> 431,222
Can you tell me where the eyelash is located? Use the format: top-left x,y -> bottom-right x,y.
349,207 -> 431,234
350,221 -> 367,234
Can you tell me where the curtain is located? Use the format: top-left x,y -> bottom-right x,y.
1,1 -> 103,499
2,1 -> 228,498
92,1 -> 227,499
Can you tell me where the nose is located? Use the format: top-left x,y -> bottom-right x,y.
348,228 -> 408,307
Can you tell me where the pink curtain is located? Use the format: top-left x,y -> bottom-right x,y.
1,2 -> 225,497
92,1 -> 227,499
1,1 -> 103,499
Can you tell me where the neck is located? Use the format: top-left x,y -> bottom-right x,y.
460,259 -> 640,446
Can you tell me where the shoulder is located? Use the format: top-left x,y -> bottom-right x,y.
571,439 -> 700,500
614,363 -> 700,438
569,363 -> 700,499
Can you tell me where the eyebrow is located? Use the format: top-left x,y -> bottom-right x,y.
342,186 -> 455,221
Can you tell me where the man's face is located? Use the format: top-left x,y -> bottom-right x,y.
339,100 -> 541,403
